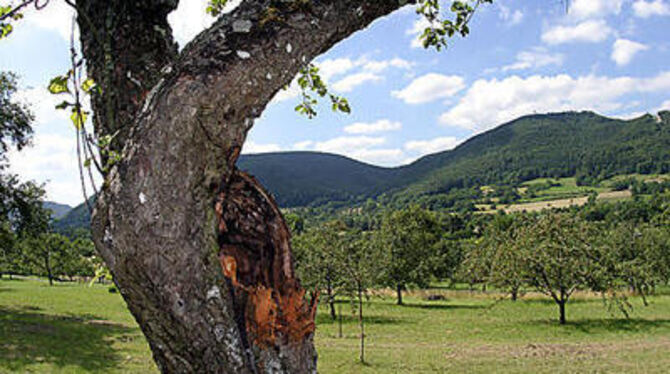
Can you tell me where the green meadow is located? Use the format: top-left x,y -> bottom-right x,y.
2,278 -> 669,373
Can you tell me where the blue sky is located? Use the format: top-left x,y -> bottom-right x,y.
1,0 -> 670,205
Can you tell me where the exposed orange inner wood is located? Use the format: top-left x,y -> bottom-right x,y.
216,170 -> 318,348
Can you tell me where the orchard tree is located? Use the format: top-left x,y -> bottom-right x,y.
522,213 -> 603,325
480,214 -> 527,301
604,222 -> 670,303
23,233 -> 72,285
333,229 -> 381,364
0,71 -> 50,279
644,224 -> 670,285
0,220 -> 18,278
292,221 -> 346,321
377,205 -> 440,305
459,236 -> 495,292
1,0 -> 496,371
65,235 -> 97,278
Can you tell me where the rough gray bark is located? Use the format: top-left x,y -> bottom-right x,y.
77,1 -> 415,373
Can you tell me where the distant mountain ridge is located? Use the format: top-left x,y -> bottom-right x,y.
43,201 -> 72,220
53,110 -> 670,232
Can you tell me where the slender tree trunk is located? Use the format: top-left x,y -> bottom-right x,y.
396,283 -> 403,305
511,286 -> 518,301
558,300 -> 566,325
358,284 -> 365,364
77,1 -> 414,372
327,275 -> 336,320
639,282 -> 649,307
338,302 -> 343,339
44,254 -> 53,286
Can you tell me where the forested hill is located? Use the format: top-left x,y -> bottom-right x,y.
54,110 -> 670,231
42,201 -> 72,220
238,111 -> 670,206
236,152 -> 415,206
399,110 -> 670,198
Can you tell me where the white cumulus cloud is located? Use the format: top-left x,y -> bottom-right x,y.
439,72 -> 670,133
392,74 -> 465,104
349,148 -> 405,165
16,87 -> 69,126
633,0 -> 670,17
363,58 -> 413,73
309,136 -> 404,165
7,133 -> 93,206
405,137 -> 462,154
22,1 -> 76,41
406,18 -> 439,48
542,20 -> 613,45
611,39 -> 649,66
168,0 -> 241,46
501,47 -> 564,72
242,141 -> 281,154
273,56 -> 411,102
569,0 -> 624,19
499,5 -> 524,25
332,72 -> 383,93
318,58 -> 356,81
293,140 -> 314,150
313,136 -> 386,154
344,119 -> 402,134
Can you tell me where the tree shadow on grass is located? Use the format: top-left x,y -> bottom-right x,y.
398,303 -> 485,311
518,298 -> 594,305
533,318 -> 670,334
0,278 -> 23,292
316,313 -> 402,326
0,305 -> 137,372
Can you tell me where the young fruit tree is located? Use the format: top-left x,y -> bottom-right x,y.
376,205 -> 441,305
333,229 -> 381,364
521,213 -> 603,325
293,221 -> 346,321
0,0 -> 494,372
478,214 -> 528,301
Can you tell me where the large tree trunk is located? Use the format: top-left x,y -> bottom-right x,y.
78,1 -> 413,372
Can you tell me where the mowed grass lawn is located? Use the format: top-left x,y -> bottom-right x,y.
2,278 -> 670,373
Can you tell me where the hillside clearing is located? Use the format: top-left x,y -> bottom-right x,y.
498,190 -> 632,213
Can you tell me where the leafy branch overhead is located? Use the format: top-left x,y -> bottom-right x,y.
0,0 -> 51,39
295,64 -> 350,119
417,0 -> 494,50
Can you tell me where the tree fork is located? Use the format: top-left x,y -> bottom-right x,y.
83,1 -> 416,372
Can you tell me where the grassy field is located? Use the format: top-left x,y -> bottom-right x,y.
2,278 -> 670,373
518,177 -> 610,203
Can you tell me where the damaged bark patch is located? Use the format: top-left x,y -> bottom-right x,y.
215,170 -> 318,348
